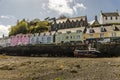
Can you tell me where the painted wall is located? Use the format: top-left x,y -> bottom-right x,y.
100,15 -> 120,24
55,31 -> 83,43
0,37 -> 10,47
10,34 -> 30,46
30,33 -> 54,45
84,32 -> 109,40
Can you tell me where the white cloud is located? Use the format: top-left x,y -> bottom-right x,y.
73,3 -> 86,14
0,25 -> 10,37
42,3 -> 46,10
48,0 -> 86,15
48,0 -> 74,15
1,15 -> 10,19
0,15 -> 16,19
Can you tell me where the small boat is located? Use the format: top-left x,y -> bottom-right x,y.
74,48 -> 101,57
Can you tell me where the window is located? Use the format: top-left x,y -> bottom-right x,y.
101,26 -> 106,32
76,35 -> 80,39
66,36 -> 69,39
89,28 -> 94,33
100,33 -> 104,38
36,37 -> 39,43
47,37 -> 51,42
116,16 -> 118,20
58,32 -> 62,34
66,31 -> 71,34
105,17 -> 107,20
76,30 -> 82,33
44,33 -> 46,36
101,27 -> 104,32
73,36 -> 75,39
111,17 -> 112,20
50,32 -> 52,35
31,38 -> 34,42
112,32 -> 116,37
89,34 -> 93,38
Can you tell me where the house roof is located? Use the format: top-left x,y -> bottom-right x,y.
88,20 -> 99,25
101,12 -> 119,17
85,25 -> 120,34
55,16 -> 87,24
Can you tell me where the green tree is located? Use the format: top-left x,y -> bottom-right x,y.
9,19 -> 50,36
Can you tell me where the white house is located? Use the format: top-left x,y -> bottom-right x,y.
100,10 -> 120,24
29,32 -> 55,45
0,37 -> 10,47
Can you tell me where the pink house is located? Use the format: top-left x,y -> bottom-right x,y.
10,34 -> 30,46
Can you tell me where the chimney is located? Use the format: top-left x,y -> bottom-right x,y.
95,15 -> 98,21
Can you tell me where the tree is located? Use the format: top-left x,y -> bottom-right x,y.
9,19 -> 50,36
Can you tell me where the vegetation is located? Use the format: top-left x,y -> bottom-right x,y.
9,19 -> 50,36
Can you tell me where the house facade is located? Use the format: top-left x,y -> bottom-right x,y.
50,16 -> 88,31
30,32 -> 55,45
0,37 -> 10,47
55,27 -> 85,44
100,10 -> 120,24
84,26 -> 110,43
10,34 -> 30,46
84,25 -> 120,43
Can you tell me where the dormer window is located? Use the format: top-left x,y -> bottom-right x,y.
111,17 -> 112,20
89,28 -> 94,33
66,31 -> 71,34
105,17 -> 107,20
113,26 -> 119,31
58,32 -> 62,34
76,30 -> 82,33
101,26 -> 106,32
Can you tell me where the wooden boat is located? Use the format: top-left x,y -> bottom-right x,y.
74,48 -> 101,57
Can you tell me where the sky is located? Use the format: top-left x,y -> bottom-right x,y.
0,0 -> 120,37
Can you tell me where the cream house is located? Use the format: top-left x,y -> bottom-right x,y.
100,10 -> 120,24
55,27 -> 85,44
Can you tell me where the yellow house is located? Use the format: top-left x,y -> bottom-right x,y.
84,27 -> 109,40
107,25 -> 120,37
55,27 -> 85,44
84,25 -> 120,42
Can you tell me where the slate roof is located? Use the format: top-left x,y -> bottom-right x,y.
85,25 -> 120,34
101,12 -> 119,17
56,16 -> 87,24
88,20 -> 99,25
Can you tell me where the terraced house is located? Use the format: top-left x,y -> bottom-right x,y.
84,25 -> 120,43
55,27 -> 86,44
100,10 -> 120,24
30,32 -> 55,45
10,34 -> 30,46
50,16 -> 88,31
0,36 -> 10,47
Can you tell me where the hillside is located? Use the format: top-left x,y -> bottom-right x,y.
0,55 -> 120,80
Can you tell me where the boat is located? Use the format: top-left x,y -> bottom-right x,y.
74,47 -> 101,58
